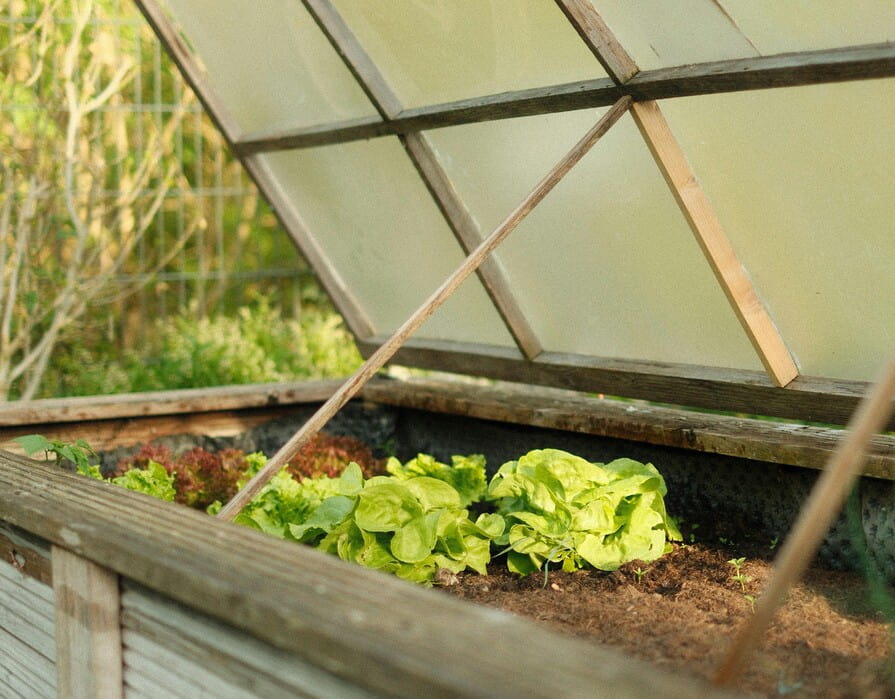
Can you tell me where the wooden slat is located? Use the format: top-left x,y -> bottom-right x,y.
217,98 -> 632,519
0,626 -> 56,699
0,380 -> 341,426
52,546 -> 123,699
234,43 -> 895,153
554,0 -> 639,83
362,378 -> 895,479
357,337 -> 888,428
715,344 -> 895,685
121,585 -> 372,698
0,452 -> 727,698
629,100 -> 798,387
302,0 -> 542,358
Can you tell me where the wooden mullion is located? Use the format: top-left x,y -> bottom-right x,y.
234,42 -> 895,154
554,0 -> 639,83
630,100 -> 798,387
302,0 -> 542,357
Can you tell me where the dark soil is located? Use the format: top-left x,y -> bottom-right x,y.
439,541 -> 893,697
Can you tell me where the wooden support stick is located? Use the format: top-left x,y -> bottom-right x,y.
630,100 -> 799,388
217,97 -> 632,521
713,344 -> 895,686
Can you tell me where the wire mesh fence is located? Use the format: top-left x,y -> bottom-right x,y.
1,0 -> 313,357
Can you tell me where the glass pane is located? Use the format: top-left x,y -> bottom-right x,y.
330,0 -> 608,109
255,139 -> 516,348
425,111 -> 763,371
594,0 -> 759,70
719,1 -> 895,55
161,0 -> 376,134
661,79 -> 895,381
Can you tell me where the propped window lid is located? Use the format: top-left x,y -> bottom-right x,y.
136,0 -> 895,427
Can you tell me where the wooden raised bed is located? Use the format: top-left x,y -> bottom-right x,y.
1,377 -> 892,696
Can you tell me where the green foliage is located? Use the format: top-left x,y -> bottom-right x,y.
290,464 -> 502,585
385,453 -> 487,506
44,297 -> 362,396
111,460 -> 176,501
727,557 -> 753,592
488,449 -> 681,575
14,434 -> 100,477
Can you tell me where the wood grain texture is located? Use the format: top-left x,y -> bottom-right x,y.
554,0 -> 639,83
0,523 -> 52,585
121,584 -> 371,698
302,0 -> 542,358
0,380 -> 341,426
715,345 -> 895,685
52,546 -> 122,699
217,99 -> 631,520
363,378 -> 895,479
630,100 -> 798,387
357,337 -> 888,428
235,43 -> 895,153
0,452 -> 729,698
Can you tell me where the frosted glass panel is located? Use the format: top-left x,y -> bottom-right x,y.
720,1 -> 895,55
426,112 -> 762,370
330,0 -> 608,109
256,139 -> 514,348
594,0 -> 758,70
661,79 -> 895,381
161,0 -> 376,134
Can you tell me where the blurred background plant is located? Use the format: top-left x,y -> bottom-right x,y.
0,0 -> 353,400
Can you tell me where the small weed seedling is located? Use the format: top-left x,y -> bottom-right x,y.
633,566 -> 648,584
14,434 -> 99,477
728,557 -> 753,592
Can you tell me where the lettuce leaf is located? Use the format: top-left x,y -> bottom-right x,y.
489,449 -> 680,573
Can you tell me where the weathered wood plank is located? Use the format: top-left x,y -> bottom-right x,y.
0,574 -> 56,657
235,43 -> 895,153
0,380 -> 341,427
362,378 -> 895,479
629,100 -> 798,387
52,546 -> 123,699
0,407 -> 299,457
122,584 -> 372,698
0,523 -> 52,585
554,0 -> 640,83
0,626 -> 56,698
218,99 -> 632,519
0,451 -> 728,697
359,338 -> 889,428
